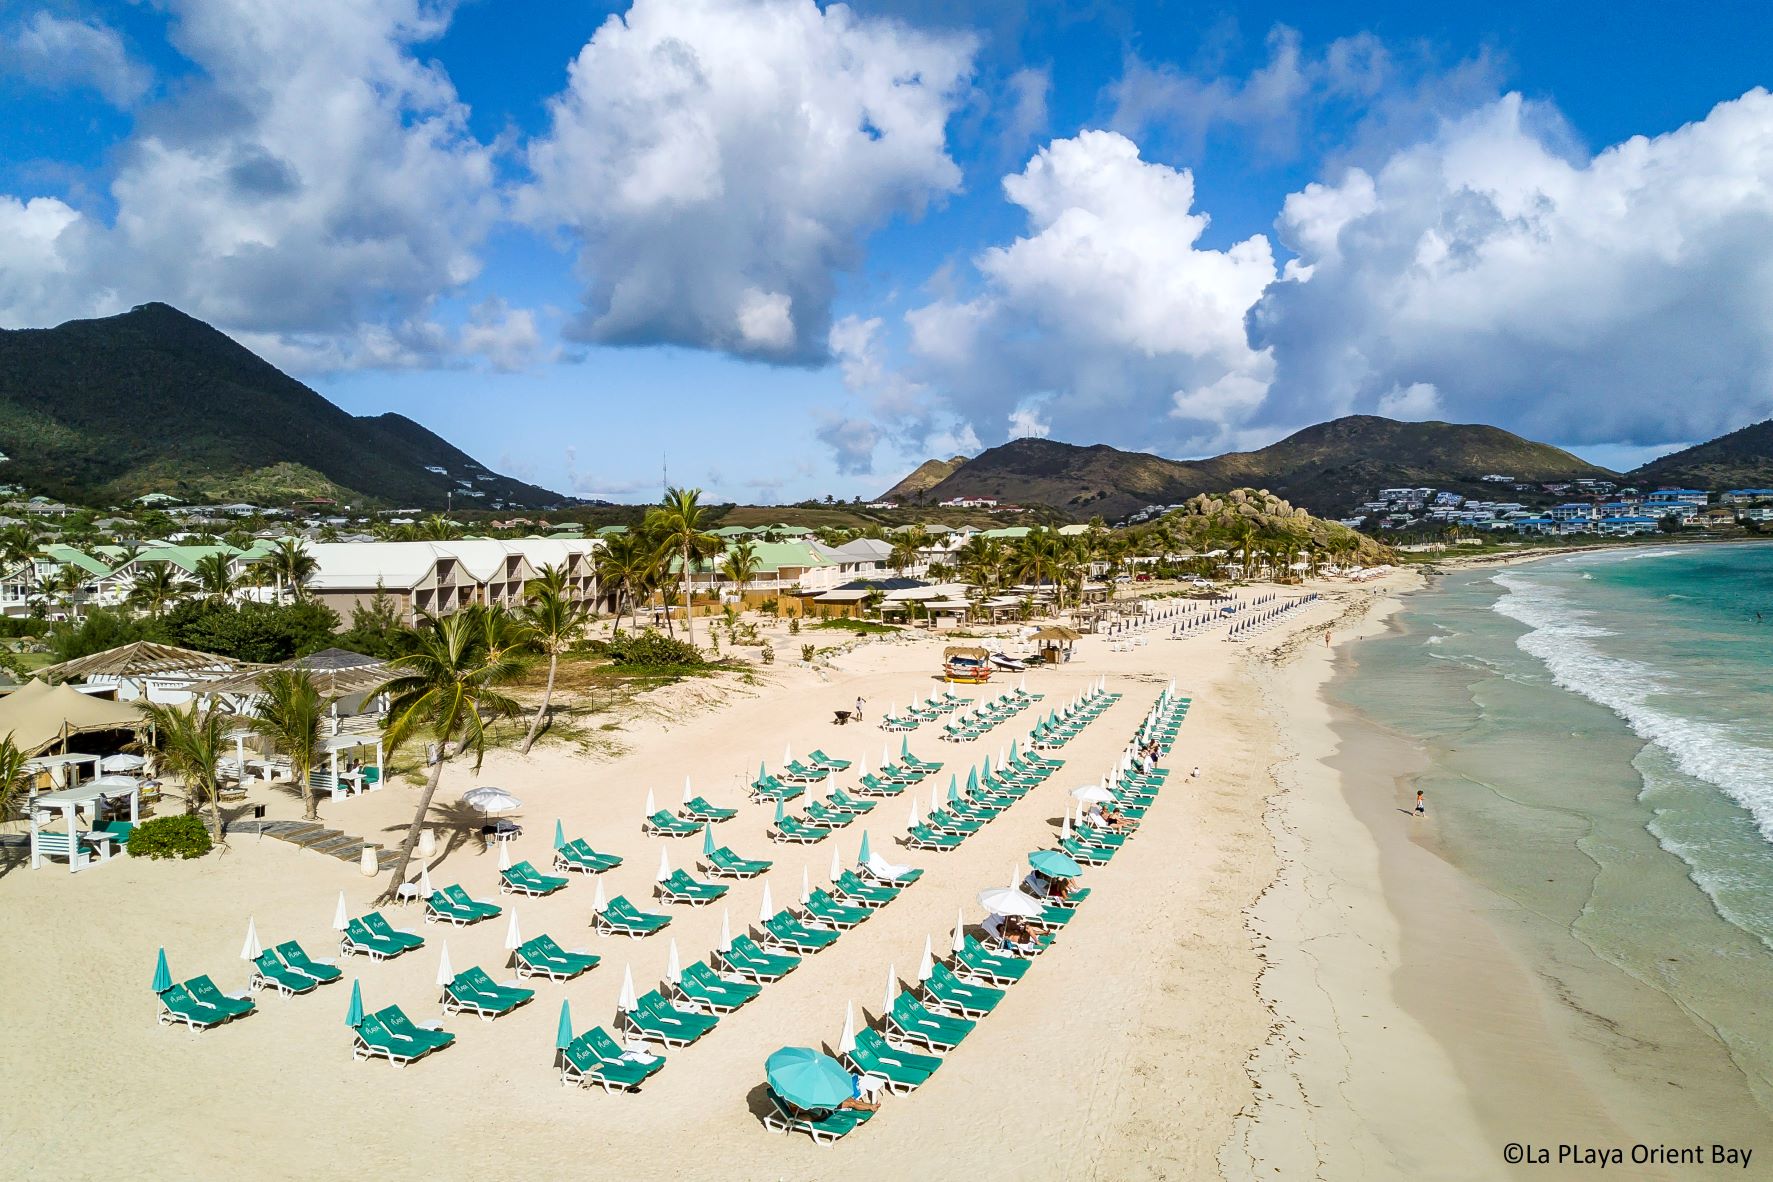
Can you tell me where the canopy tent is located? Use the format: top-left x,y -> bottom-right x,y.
0,680 -> 143,757
37,642 -> 252,697
201,648 -> 390,700
319,732 -> 384,790
29,779 -> 139,873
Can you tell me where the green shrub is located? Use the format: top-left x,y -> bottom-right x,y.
815,618 -> 898,634
126,814 -> 213,860
592,627 -> 704,667
800,644 -> 816,662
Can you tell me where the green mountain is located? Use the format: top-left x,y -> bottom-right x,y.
1627,419 -> 1773,490
908,416 -> 1616,519
0,302 -> 562,508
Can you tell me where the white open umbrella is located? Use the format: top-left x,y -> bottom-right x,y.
1072,784 -> 1115,803
978,887 -> 1043,918
331,891 -> 348,931
951,907 -> 966,954
838,1000 -> 857,1055
592,878 -> 607,914
918,934 -> 934,981
718,908 -> 733,953
758,881 -> 776,924
100,753 -> 146,773
883,962 -> 897,1012
665,939 -> 682,985
239,917 -> 261,961
656,847 -> 671,882
504,907 -> 523,951
463,786 -> 520,813
435,940 -> 455,987
618,964 -> 637,1012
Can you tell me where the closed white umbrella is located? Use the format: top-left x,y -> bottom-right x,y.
497,839 -> 511,871
618,964 -> 637,1012
918,934 -> 934,981
1061,806 -> 1072,839
331,891 -> 348,931
718,907 -> 733,953
829,846 -> 842,883
682,775 -> 694,806
463,786 -> 520,813
418,865 -> 434,898
665,938 -> 682,985
592,878 -> 607,914
883,962 -> 897,1012
978,887 -> 1043,918
882,740 -> 892,768
1009,863 -> 1020,890
643,788 -> 657,817
758,881 -> 775,924
907,799 -> 921,828
435,940 -> 454,987
783,742 -> 793,767
239,917 -> 261,962
800,866 -> 811,906
504,907 -> 523,951
838,1000 -> 857,1055
857,753 -> 868,779
951,907 -> 966,954
656,847 -> 671,882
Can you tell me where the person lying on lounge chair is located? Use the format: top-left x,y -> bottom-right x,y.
1000,916 -> 1040,954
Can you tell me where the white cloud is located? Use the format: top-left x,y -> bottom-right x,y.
1252,88 -> 1773,448
0,0 -> 500,371
904,130 -> 1277,455
3,13 -> 152,107
520,0 -> 976,363
814,413 -> 883,475
459,298 -> 549,373
1006,403 -> 1051,439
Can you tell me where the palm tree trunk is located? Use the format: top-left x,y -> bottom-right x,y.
208,777 -> 223,845
301,757 -> 319,821
520,654 -> 556,755
381,752 -> 447,903
681,542 -> 695,644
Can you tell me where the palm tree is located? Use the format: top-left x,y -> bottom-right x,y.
267,539 -> 318,602
373,610 -> 526,900
0,735 -> 31,824
249,668 -> 330,820
596,532 -> 651,631
647,487 -> 720,645
517,566 -> 587,754
719,540 -> 761,606
126,563 -> 189,618
138,699 -> 231,846
955,535 -> 1006,596
1011,529 -> 1066,611
418,515 -> 459,541
192,553 -> 238,602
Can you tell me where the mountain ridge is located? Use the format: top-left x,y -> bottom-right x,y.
0,303 -> 561,508
1626,419 -> 1773,490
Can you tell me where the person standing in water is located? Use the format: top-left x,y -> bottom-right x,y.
1414,790 -> 1426,817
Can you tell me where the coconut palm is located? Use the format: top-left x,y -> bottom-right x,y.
719,540 -> 761,605
249,668 -> 330,820
646,487 -> 720,645
417,515 -> 459,541
138,699 -> 231,846
1011,529 -> 1066,611
0,735 -> 30,823
955,535 -> 1006,596
192,553 -> 238,602
517,567 -> 587,754
266,539 -> 318,602
126,563 -> 189,618
595,532 -> 651,631
373,610 -> 526,900
45,565 -> 85,619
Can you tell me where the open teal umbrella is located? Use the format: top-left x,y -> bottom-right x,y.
555,999 -> 574,1051
703,825 -> 716,857
765,1046 -> 854,1109
553,820 -> 565,851
345,980 -> 364,1028
1029,849 -> 1084,878
858,830 -> 871,864
151,947 -> 171,994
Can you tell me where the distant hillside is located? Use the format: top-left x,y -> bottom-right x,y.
1628,419 -> 1773,490
906,416 -> 1615,519
881,455 -> 967,502
0,303 -> 562,508
1143,487 -> 1393,565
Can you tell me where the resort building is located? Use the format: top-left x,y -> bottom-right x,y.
305,538 -> 600,625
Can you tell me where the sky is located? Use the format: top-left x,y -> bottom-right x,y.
2,0 -> 1771,503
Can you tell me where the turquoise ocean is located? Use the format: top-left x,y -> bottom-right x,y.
1332,542 -> 1773,1126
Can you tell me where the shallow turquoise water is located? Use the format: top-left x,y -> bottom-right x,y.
1334,543 -> 1773,1118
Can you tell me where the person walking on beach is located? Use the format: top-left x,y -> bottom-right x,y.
1191,765 -> 1201,781
1414,790 -> 1426,817
854,696 -> 865,722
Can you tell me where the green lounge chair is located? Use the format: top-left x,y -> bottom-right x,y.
595,895 -> 672,939
778,760 -> 832,784
901,751 -> 943,774
656,868 -> 728,906
750,774 -> 804,802
380,1006 -> 455,1053
806,749 -> 852,771
1026,903 -> 1078,932
760,913 -> 839,953
555,839 -> 623,874
717,935 -> 800,982
924,808 -> 983,836
441,965 -> 534,1021
763,1089 -> 876,1144
158,983 -> 229,1030
771,815 -> 831,844
673,962 -> 762,1013
1075,824 -> 1128,849
955,935 -> 1030,985
362,912 -> 425,948
275,940 -> 341,984
342,917 -> 415,961
185,975 -> 255,1019
1058,836 -> 1114,866
845,1027 -> 940,1094
353,1006 -> 452,1066
624,990 -> 718,1047
681,796 -> 737,823
802,801 -> 857,829
500,860 -> 569,897
823,789 -> 875,815
886,992 -> 974,1052
803,889 -> 870,929
853,774 -> 907,797
644,810 -> 704,838
514,934 -> 600,981
923,962 -> 1004,1018
561,1027 -> 665,1092
249,949 -> 318,997
861,859 -> 923,885
905,824 -> 964,852
704,846 -> 772,879
425,885 -> 501,927
833,869 -> 898,908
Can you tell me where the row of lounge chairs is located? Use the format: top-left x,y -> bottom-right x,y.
751,750 -> 860,802
876,689 -> 973,731
904,749 -> 1064,853
936,690 -> 1035,743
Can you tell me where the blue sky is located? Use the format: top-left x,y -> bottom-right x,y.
3,0 -> 1772,502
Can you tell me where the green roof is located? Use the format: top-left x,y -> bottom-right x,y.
43,545 -> 112,577
980,527 -> 1032,539
710,525 -> 752,537
130,544 -> 242,574
595,524 -> 629,535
